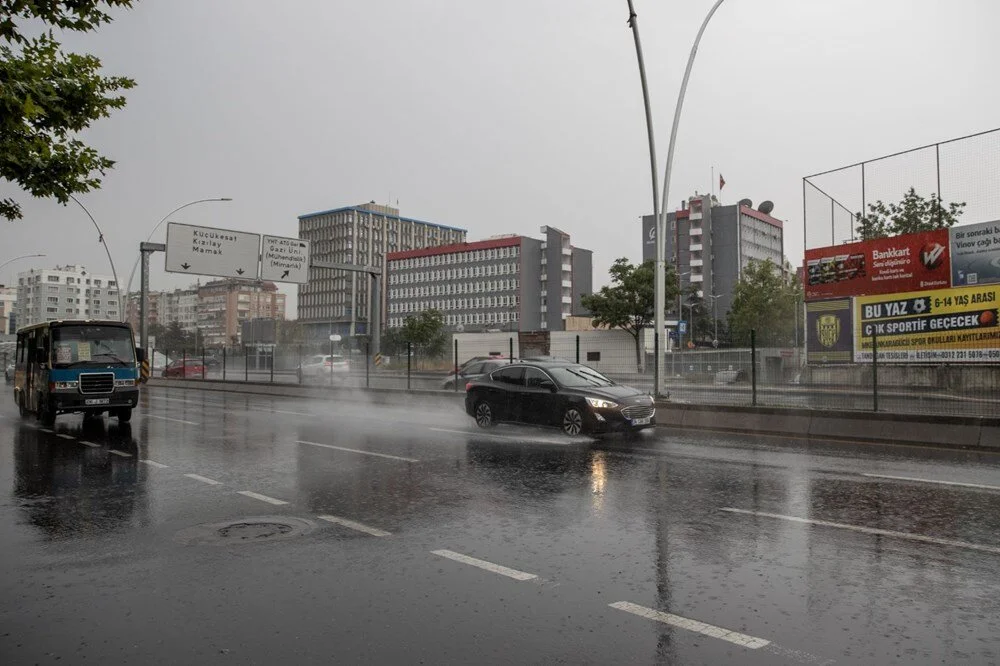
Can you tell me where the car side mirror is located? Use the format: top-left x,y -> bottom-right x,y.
539,380 -> 556,392
135,347 -> 146,363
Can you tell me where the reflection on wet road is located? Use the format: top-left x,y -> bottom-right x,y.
1,386 -> 998,664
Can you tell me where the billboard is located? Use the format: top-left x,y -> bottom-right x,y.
805,230 -> 951,301
950,220 -> 1000,287
854,285 -> 1000,363
806,299 -> 854,364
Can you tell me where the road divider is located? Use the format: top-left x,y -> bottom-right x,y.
720,507 -> 1000,555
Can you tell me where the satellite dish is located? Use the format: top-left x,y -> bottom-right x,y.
738,198 -> 753,208
758,200 -> 775,215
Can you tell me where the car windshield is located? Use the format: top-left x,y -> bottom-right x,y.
52,325 -> 135,367
548,365 -> 615,388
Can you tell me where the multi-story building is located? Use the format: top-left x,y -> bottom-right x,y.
642,194 -> 785,319
0,285 -> 17,334
297,202 -> 467,339
387,226 -> 593,332
126,287 -> 199,333
197,279 -> 286,347
14,265 -> 121,328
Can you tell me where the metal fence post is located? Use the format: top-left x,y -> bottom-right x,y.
244,346 -> 248,382
201,347 -> 206,380
872,331 -> 879,412
576,335 -> 580,364
750,330 -> 757,407
222,347 -> 226,381
270,346 -> 274,383
297,344 -> 302,385
653,332 -> 658,392
454,338 -> 459,392
407,341 -> 411,390
366,341 -> 370,389
509,337 -> 513,363
329,336 -> 334,386
183,348 -> 187,379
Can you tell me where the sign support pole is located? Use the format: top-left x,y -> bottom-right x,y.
139,242 -> 166,351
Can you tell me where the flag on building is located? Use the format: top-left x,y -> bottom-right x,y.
719,174 -> 726,190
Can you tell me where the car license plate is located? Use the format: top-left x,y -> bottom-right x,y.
85,398 -> 110,406
631,417 -> 651,426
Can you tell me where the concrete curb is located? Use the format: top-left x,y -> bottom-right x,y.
146,378 -> 1000,451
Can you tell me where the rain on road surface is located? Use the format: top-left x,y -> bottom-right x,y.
1,386 -> 999,665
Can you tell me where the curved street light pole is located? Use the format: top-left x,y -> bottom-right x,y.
68,194 -> 124,321
124,198 -> 233,297
654,0 -> 727,395
0,253 -> 47,275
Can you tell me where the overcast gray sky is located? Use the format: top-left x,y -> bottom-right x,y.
2,0 -> 998,317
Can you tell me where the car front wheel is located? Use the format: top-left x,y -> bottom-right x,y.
562,407 -> 585,436
474,401 -> 496,428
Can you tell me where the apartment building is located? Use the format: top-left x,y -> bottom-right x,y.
297,202 -> 467,339
0,285 -> 16,334
197,279 -> 286,347
642,194 -> 784,318
126,287 -> 199,333
14,265 -> 120,327
386,226 -> 593,332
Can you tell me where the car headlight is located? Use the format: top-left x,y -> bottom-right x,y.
114,379 -> 136,387
53,381 -> 79,390
586,396 -> 619,410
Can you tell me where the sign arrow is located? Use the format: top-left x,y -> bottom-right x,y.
236,268 -> 244,275
281,270 -> 290,279
181,262 -> 190,270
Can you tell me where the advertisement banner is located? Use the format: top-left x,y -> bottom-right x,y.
806,299 -> 854,364
854,285 -> 1000,363
950,220 -> 1000,287
805,230 -> 951,301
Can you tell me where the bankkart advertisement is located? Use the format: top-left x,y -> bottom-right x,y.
854,285 -> 1000,363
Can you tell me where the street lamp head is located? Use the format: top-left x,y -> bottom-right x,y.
219,198 -> 233,201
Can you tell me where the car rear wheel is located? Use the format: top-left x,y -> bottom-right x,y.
562,407 -> 584,436
474,401 -> 496,428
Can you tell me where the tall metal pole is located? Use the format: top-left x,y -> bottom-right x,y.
68,194 -> 123,319
140,248 -> 150,349
626,0 -> 662,394
656,0 -> 728,394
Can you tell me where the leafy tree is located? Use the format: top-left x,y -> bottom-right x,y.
1,0 -> 136,221
158,320 -> 194,353
278,319 -> 306,345
682,287 -> 716,345
581,258 -> 679,370
727,259 -> 803,347
855,187 -> 965,241
400,309 -> 447,367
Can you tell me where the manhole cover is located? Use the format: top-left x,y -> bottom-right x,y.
176,516 -> 315,546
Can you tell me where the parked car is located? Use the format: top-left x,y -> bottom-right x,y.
441,358 -> 511,390
298,354 -> 350,382
4,362 -> 13,383
163,359 -> 206,378
465,360 -> 655,436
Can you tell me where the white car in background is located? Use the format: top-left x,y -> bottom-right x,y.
298,354 -> 350,382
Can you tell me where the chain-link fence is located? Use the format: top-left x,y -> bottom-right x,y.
149,328 -> 998,418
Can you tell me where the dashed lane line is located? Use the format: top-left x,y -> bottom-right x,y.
38,427 -> 53,433
428,427 -> 571,446
108,450 -> 132,458
79,441 -> 101,448
184,473 -> 222,485
297,440 -> 419,463
237,490 -> 288,506
720,507 -> 1000,555
609,601 -> 770,650
56,433 -> 75,440
317,515 -> 391,537
861,473 -> 1000,492
431,550 -> 537,581
143,414 -> 200,425
140,459 -> 169,468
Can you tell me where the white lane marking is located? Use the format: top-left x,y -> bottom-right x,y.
237,490 -> 289,505
184,473 -> 222,485
108,450 -> 132,458
79,441 -> 101,448
267,408 -> 314,416
720,507 -> 1000,555
297,440 -> 418,463
144,414 -> 200,425
318,515 -> 391,537
431,550 -> 537,581
429,427 -> 570,445
56,433 -> 75,440
140,459 -> 169,468
146,396 -> 226,406
609,601 -> 770,650
39,428 -> 53,433
862,473 -> 1000,492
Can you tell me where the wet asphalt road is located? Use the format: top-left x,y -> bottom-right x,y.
1,388 -> 999,665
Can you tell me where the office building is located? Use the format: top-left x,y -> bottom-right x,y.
642,194 -> 785,319
0,285 -> 17,334
387,226 -> 593,332
126,287 -> 200,334
14,265 -> 120,328
297,202 -> 467,339
197,279 -> 286,347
